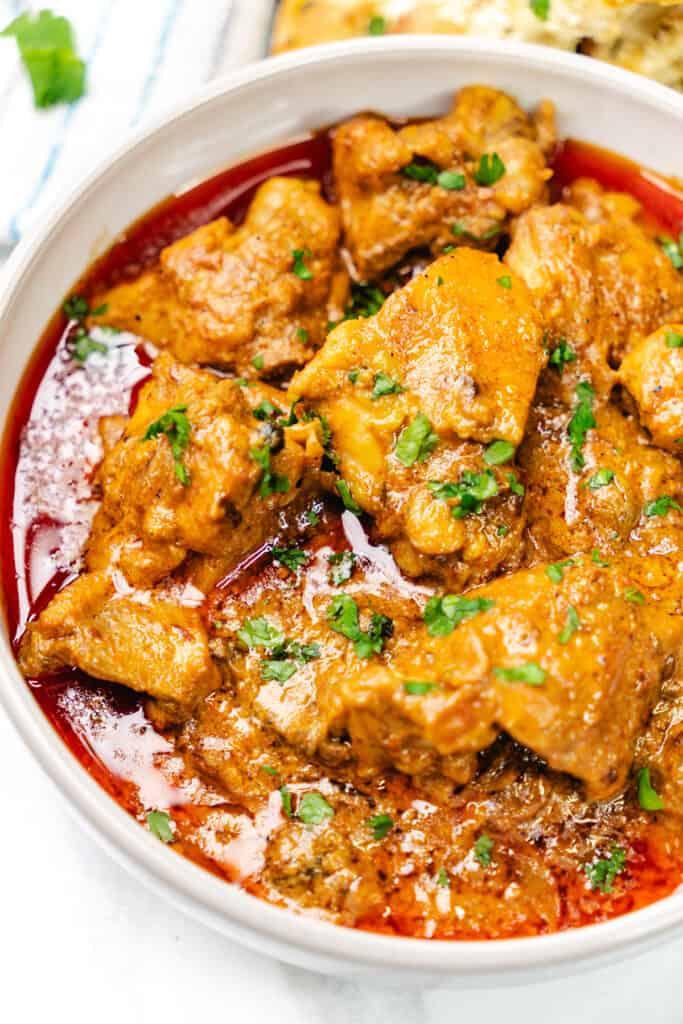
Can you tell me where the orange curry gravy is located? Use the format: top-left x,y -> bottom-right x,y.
2,135 -> 683,940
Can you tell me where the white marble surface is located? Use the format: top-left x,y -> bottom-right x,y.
1,705 -> 683,1023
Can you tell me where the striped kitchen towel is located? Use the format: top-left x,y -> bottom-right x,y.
0,0 -> 274,257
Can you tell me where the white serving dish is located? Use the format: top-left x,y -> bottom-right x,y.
1,37 -> 683,985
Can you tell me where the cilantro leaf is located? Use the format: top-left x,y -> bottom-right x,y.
660,234 -> 683,271
147,810 -> 174,844
367,813 -> 393,840
496,275 -> 512,289
342,283 -> 385,321
252,399 -> 283,421
530,0 -> 551,21
395,413 -> 439,466
584,845 -> 626,893
371,371 -> 404,400
437,170 -> 466,191
473,153 -> 506,186
292,248 -> 314,280
238,617 -> 284,649
558,604 -> 580,645
637,766 -> 665,811
368,14 -> 387,35
585,468 -> 614,491
271,546 -> 308,572
2,10 -> 86,109
402,680 -> 440,695
624,586 -> 646,605
474,834 -> 494,867
437,867 -> 450,888
644,495 -> 683,517
591,549 -> 609,567
326,594 -> 392,658
297,791 -> 335,826
142,405 -> 192,486
545,558 -> 576,583
250,445 -> 289,498
71,328 -> 107,363
484,440 -> 515,466
261,660 -> 298,683
429,470 -> 498,517
548,338 -> 576,374
665,330 -> 683,349
327,550 -> 356,585
336,478 -> 363,514
280,786 -> 293,817
568,380 -> 596,472
494,662 -> 546,685
423,594 -> 495,636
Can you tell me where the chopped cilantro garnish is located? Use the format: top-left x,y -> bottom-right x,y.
437,867 -> 450,888
496,275 -> 512,289
292,248 -> 314,280
280,786 -> 293,817
63,294 -> 104,320
530,0 -> 551,21
548,338 -> 576,374
367,813 -> 393,840
271,546 -> 308,572
252,399 -> 283,421
473,153 -> 506,186
2,9 -> 86,108
142,406 -> 192,486
297,791 -> 335,826
336,478 -> 363,514
494,662 -> 546,685
371,371 -> 405,400
261,764 -> 278,776
71,328 -> 107,363
261,660 -> 298,683
624,586 -> 645,605
584,845 -> 626,893
401,161 -> 439,184
437,170 -> 466,191
591,549 -> 609,567
402,680 -> 439,695
665,330 -> 683,348
147,810 -> 174,844
343,283 -> 385,320
660,234 -> 683,270
326,594 -> 392,658
545,558 -> 576,583
251,354 -> 264,370
395,413 -> 439,467
368,14 -> 387,35
305,507 -> 320,526
237,616 -> 284,649
637,766 -> 665,811
250,446 -> 289,497
429,470 -> 498,517
423,594 -> 495,636
507,471 -> 525,497
497,524 -> 509,537
568,380 -> 596,472
327,550 -> 356,585
558,605 -> 580,645
644,495 -> 683,517
348,368 -> 360,384
484,440 -> 515,465
296,326 -> 309,345
474,834 -> 494,867
585,468 -> 614,490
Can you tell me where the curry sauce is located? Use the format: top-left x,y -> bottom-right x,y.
4,87 -> 683,940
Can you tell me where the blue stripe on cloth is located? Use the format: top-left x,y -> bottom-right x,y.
8,1 -> 114,243
130,0 -> 184,129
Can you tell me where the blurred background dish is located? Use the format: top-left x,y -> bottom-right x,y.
272,0 -> 683,92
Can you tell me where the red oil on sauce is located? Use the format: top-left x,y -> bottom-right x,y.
2,130 -> 683,938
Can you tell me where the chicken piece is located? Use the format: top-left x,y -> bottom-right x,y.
211,556 -> 681,801
520,394 -> 683,608
290,249 -> 545,587
18,572 -> 220,724
636,669 -> 683,817
618,323 -> 683,452
506,188 -> 683,393
87,354 -> 323,588
333,86 -> 553,279
90,178 -> 346,376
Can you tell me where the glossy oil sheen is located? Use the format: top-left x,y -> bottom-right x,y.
3,130 -> 683,939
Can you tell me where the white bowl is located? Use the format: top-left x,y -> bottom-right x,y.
2,37 -> 683,985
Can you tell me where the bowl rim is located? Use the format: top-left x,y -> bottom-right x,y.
2,34 -> 683,978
